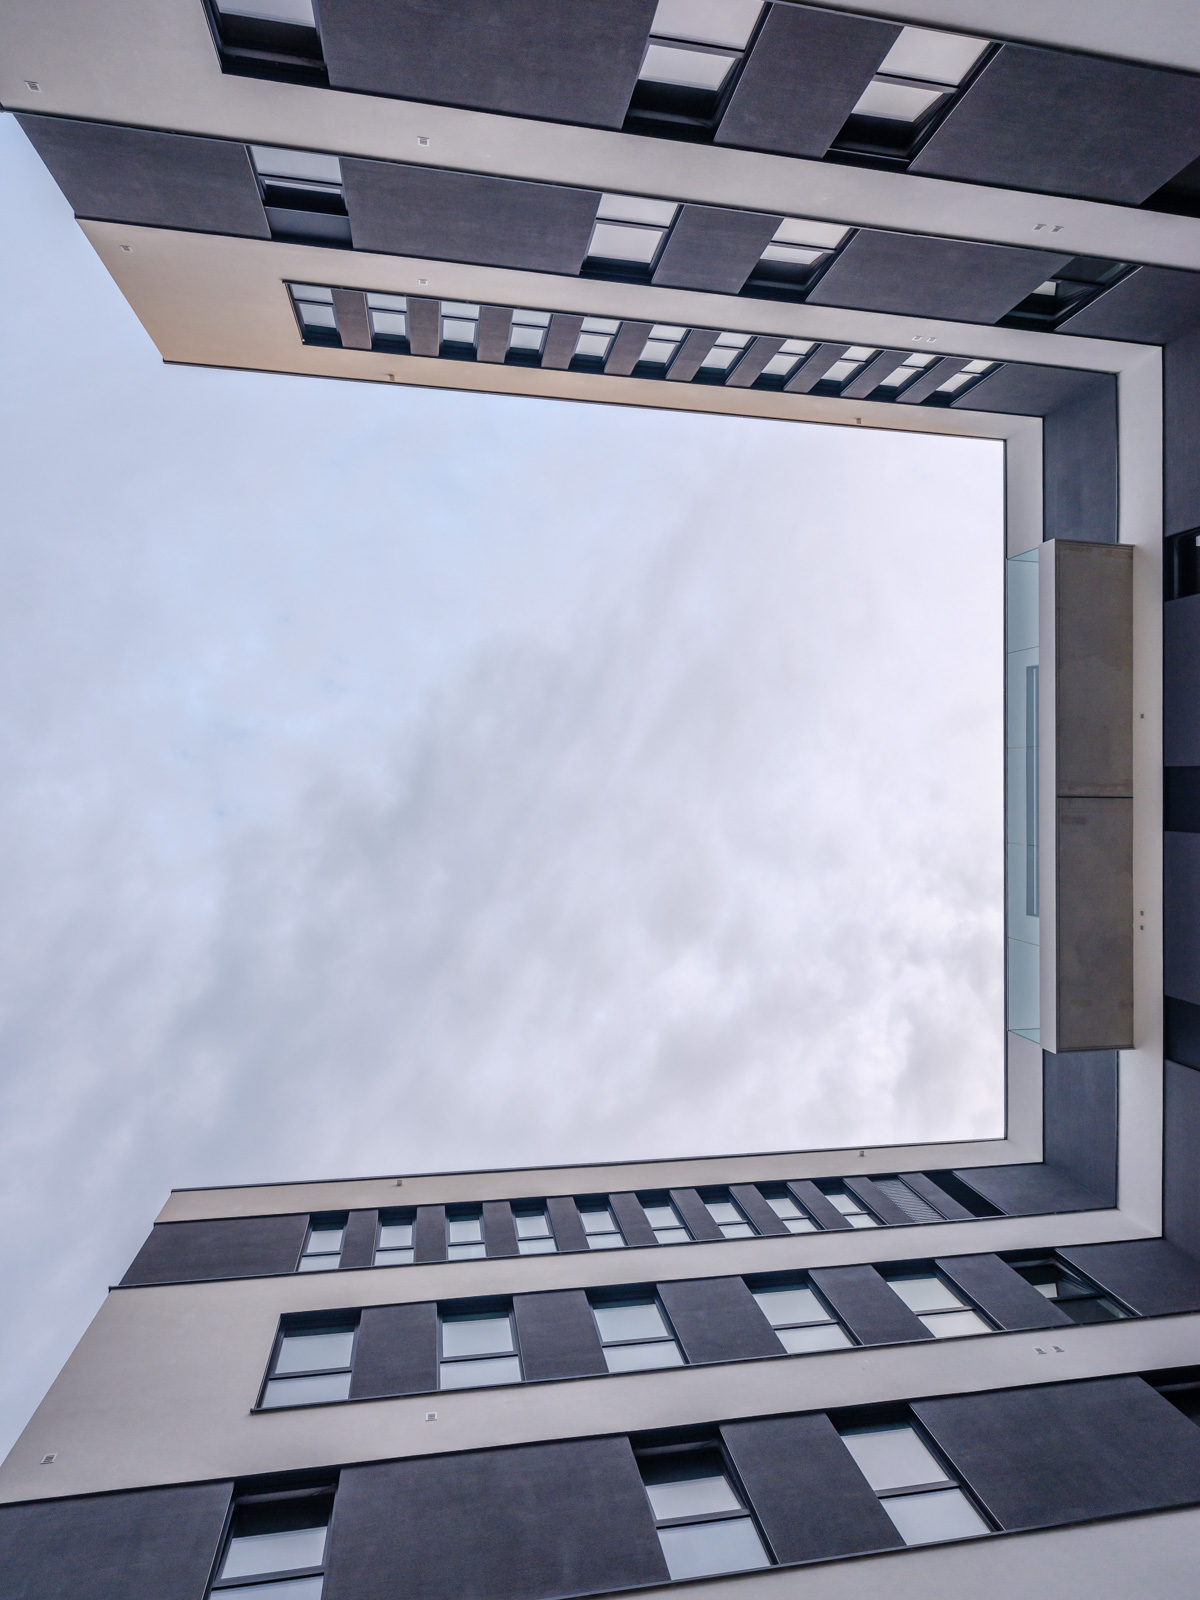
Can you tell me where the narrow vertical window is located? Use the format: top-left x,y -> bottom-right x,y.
513,1204 -> 557,1254
639,1446 -> 771,1580
297,1215 -> 345,1272
374,1209 -> 415,1267
839,1421 -> 989,1544
639,1194 -> 691,1244
577,1201 -> 626,1249
445,1206 -> 486,1260
701,1190 -> 757,1239
756,1186 -> 818,1233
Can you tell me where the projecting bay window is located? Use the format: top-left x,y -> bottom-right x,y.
701,1189 -> 756,1239
374,1209 -> 415,1267
250,146 -> 348,244
513,1204 -> 557,1254
438,1306 -> 522,1389
840,1421 -> 990,1545
260,1320 -> 356,1408
757,1186 -> 818,1233
639,1446 -> 771,1581
639,1194 -> 691,1245
591,1296 -> 684,1372
883,1271 -> 993,1337
751,1281 -> 852,1353
297,1215 -> 344,1271
578,1201 -> 626,1249
210,1484 -> 334,1597
446,1206 -> 486,1260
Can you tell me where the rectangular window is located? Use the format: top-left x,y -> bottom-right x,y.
884,1271 -> 993,1337
839,1421 -> 989,1545
639,1193 -> 691,1245
1009,1257 -> 1131,1323
700,1189 -> 756,1239
750,1280 -> 853,1353
578,1201 -> 626,1249
210,1485 -> 334,1596
367,291 -> 408,345
438,1307 -> 522,1389
297,1215 -> 345,1272
251,147 -> 349,245
440,302 -> 480,348
639,1446 -> 771,1581
819,1186 -> 878,1228
445,1206 -> 486,1260
508,308 -> 552,355
513,1204 -> 557,1254
288,283 -> 339,345
374,1209 -> 415,1267
756,1186 -> 817,1233
591,1296 -> 684,1372
260,1320 -> 356,1408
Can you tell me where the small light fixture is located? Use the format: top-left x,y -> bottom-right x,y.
425,1411 -> 437,1421
418,278 -> 428,285
40,1454 -> 57,1465
25,80 -> 41,91
417,136 -> 429,146
120,245 -> 132,253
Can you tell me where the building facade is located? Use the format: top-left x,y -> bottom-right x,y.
4,0 -> 1200,1594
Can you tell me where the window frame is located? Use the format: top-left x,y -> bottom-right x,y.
836,1413 -> 992,1546
746,1273 -> 856,1354
437,1301 -> 523,1390
589,1290 -> 685,1372
296,1213 -> 346,1272
374,1206 -> 416,1267
636,1439 -> 773,1580
208,1481 -> 336,1594
257,1314 -> 358,1411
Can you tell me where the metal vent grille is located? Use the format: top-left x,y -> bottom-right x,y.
873,1178 -> 943,1224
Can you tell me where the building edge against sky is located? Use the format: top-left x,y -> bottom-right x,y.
6,0 -> 1200,1594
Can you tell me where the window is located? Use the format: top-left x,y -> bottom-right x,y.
440,302 -> 479,349
1010,1258 -> 1131,1323
574,317 -> 621,362
873,355 -> 937,392
701,1190 -> 756,1239
884,1271 -> 993,1337
374,1209 -> 414,1267
818,348 -> 877,388
751,1281 -> 853,1353
587,194 -> 679,269
578,1201 -> 626,1249
840,1421 -> 989,1545
260,1321 -> 355,1408
639,325 -> 687,366
757,339 -> 814,378
367,292 -> 408,344
289,283 -> 338,343
250,147 -> 349,244
439,1307 -> 522,1389
513,1204 -> 557,1254
508,307 -> 551,355
639,1447 -> 770,1580
699,332 -> 750,372
639,1194 -> 691,1245
819,1186 -> 878,1228
591,1296 -> 684,1372
851,27 -> 988,124
210,1486 -> 333,1596
936,358 -> 994,394
756,1186 -> 817,1233
298,1216 -> 344,1272
446,1206 -> 486,1260
631,0 -> 763,134
208,0 -> 326,88
751,217 -> 850,290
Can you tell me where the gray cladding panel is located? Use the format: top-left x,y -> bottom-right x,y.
339,1209 -> 379,1270
809,1264 -> 933,1346
951,361 -> 1106,417
715,6 -> 899,158
324,1438 -> 668,1600
1165,1059 -> 1200,1256
514,1289 -> 607,1381
547,1195 -> 589,1252
729,1184 -> 790,1237
120,1214 -> 307,1285
840,349 -> 908,400
895,356 -> 969,405
842,1175 -> 912,1226
949,1163 -> 1104,1215
332,289 -> 372,352
656,1276 -> 784,1364
16,116 -> 269,239
1166,833 -> 1200,1002
343,161 -> 599,274
786,1180 -> 852,1230
670,1188 -> 724,1242
542,314 -> 585,370
318,0 -> 657,128
721,1414 -> 904,1563
1165,326 -> 1200,535
935,1253 -> 1073,1331
482,1200 -> 518,1257
1165,594 -> 1200,766
1059,1239 -> 1200,1316
806,230 -> 1068,324
666,327 -> 719,382
1055,798 -> 1133,1050
898,1172 -> 975,1220
784,343 -> 849,394
350,1301 -> 438,1399
724,335 -> 785,388
911,44 -> 1200,204
1043,1051 -> 1118,1206
1060,266 -> 1200,344
606,321 -> 653,376
914,1377 -> 1200,1529
476,305 -> 513,364
609,1193 -> 656,1249
1043,380 -> 1118,543
0,1481 -> 232,1600
652,206 -> 779,294
406,297 -> 440,358
413,1205 -> 447,1264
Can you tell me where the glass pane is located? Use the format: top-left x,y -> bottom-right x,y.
438,1355 -> 522,1389
220,1525 -> 327,1578
888,1276 -> 965,1314
575,333 -> 612,359
297,1255 -> 339,1272
579,1208 -> 616,1234
773,218 -> 849,248
374,1248 -> 414,1267
305,1228 -> 343,1253
753,1286 -> 825,1326
714,331 -> 749,347
764,1195 -> 800,1219
261,1372 -> 352,1408
847,1214 -> 878,1229
785,1218 -> 816,1234
882,1487 -> 989,1545
760,354 -> 800,376
640,41 -> 734,91
447,1242 -> 487,1259
597,193 -> 679,226
514,1213 -> 550,1238
377,1223 -> 413,1249
587,1234 -> 625,1249
642,1204 -> 678,1228
921,1309 -> 991,1338
441,302 -> 480,316
288,283 -> 334,302
650,0 -> 764,50
603,1340 -> 683,1373
588,221 -> 663,263
760,244 -> 822,266
825,1192 -> 860,1214
510,309 -> 551,326
852,79 -> 944,122
446,1218 -> 483,1243
518,1238 -> 557,1254
370,310 -> 407,337
841,1426 -> 948,1492
275,1330 -> 354,1375
651,325 -> 687,339
441,318 -> 477,344
720,1222 -> 754,1239
1060,1295 -> 1125,1324
508,326 -> 545,351
699,347 -> 738,370
656,1518 -> 770,1581
877,26 -> 988,86
640,340 -> 679,364
593,1301 -> 669,1343
655,1228 -> 690,1245
580,317 -> 621,333
365,292 -> 407,310
252,145 -> 341,183
646,1474 -> 741,1520
219,1579 -> 324,1599
705,1201 -> 739,1224
777,1322 -> 851,1354
441,1315 -> 514,1358
298,304 -> 337,330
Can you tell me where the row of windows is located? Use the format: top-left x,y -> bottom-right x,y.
259,1255 -> 1131,1408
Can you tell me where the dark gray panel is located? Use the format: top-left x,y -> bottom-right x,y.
317,0 -> 657,128
915,1377 -> 1200,1530
935,1253 -> 1072,1331
669,1188 -> 724,1242
1165,767 -> 1200,832
513,1289 -> 607,1381
1165,1059 -> 1200,1256
667,328 -> 719,382
609,1193 -> 656,1248
949,1164 -> 1105,1215
911,44 -> 1200,204
606,321 -> 653,376
120,1214 -> 307,1286
1055,797 -> 1133,1050
1060,1240 -> 1200,1316
1166,832 -> 1200,1004
895,357 -> 969,405
477,305 -> 513,364
1165,326 -> 1200,535
1166,994 -> 1200,1069
542,313 -> 585,370
332,289 -> 372,351
406,298 -> 440,358
343,160 -> 599,275
784,343 -> 850,395
840,349 -> 908,400
483,1200 -> 518,1258
323,1438 -> 668,1600
16,115 -> 269,238
787,1180 -> 852,1230
350,1302 -> 438,1399
546,1195 -> 588,1252
721,1414 -> 904,1563
413,1205 -> 447,1264
1166,595 -> 1200,765
0,1481 -> 232,1600
1053,540 -> 1132,794
725,336 -> 786,388
1060,265 -> 1200,344
729,1184 -> 790,1238
652,205 -> 779,294
1043,380 -> 1118,542
715,6 -> 899,158
657,1276 -> 783,1364
843,1176 -> 912,1226
809,1265 -> 933,1346
1043,1051 -> 1118,1206
898,1172 -> 975,1220
340,1209 -> 379,1271
807,230 -> 1067,324
950,361 -> 1106,417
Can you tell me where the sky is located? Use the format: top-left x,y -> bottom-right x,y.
0,113 -> 1004,1454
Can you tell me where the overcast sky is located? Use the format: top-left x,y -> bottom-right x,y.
0,114 -> 1005,1454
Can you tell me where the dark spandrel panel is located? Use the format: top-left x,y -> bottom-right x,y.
724,336 -> 785,388
948,1164 -> 1106,1216
665,328 -> 720,383
1166,768 -> 1200,832
894,358 -> 971,407
936,1253 -> 1072,1331
412,1204 -> 447,1263
1043,1052 -> 1118,1206
351,1302 -> 438,1399
317,0 -> 656,127
608,1193 -> 656,1248
669,1187 -> 724,1243
324,1438 -> 667,1600
546,1195 -> 589,1252
783,344 -> 850,396
339,1208 -> 379,1269
120,1214 -> 307,1285
605,321 -> 654,377
786,1179 -> 851,1229
1042,379 -> 1118,543
1165,1059 -> 1200,1255
715,5 -> 898,158
915,1377 -> 1200,1530
542,313 -> 586,371
1166,328 -> 1200,537
722,1414 -> 903,1564
807,230 -> 1069,325
1166,996 -> 1200,1071
1165,832 -> 1200,1005
842,1175 -> 911,1226
951,361 -> 1109,418
343,161 -> 600,275
657,1277 -> 783,1364
809,1265 -> 933,1346
651,206 -> 780,295
1059,1240 -> 1200,1317
514,1289 -> 607,1381
1165,595 -> 1200,766
477,305 -> 513,364
406,298 -> 440,360
15,116 -> 269,239
838,350 -> 908,401
729,1183 -> 790,1237
0,1481 -> 232,1600
332,289 -> 372,352
896,1172 -> 975,1221
481,1199 -> 519,1257
1060,265 -> 1200,344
